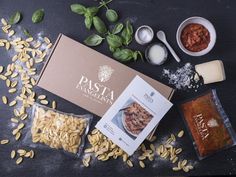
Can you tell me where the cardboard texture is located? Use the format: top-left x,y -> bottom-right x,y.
37,34 -> 174,140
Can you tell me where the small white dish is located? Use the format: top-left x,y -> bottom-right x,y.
176,16 -> 216,56
135,25 -> 154,45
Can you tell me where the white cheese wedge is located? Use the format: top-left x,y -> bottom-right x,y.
195,60 -> 226,84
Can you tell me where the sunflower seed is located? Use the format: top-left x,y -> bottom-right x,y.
24,152 -> 31,158
172,167 -> 181,171
6,79 -> 11,87
8,30 -> 15,37
11,72 -> 18,78
150,144 -> 155,151
0,66 -> 4,73
150,135 -> 157,142
20,114 -> 28,120
183,166 -> 189,172
2,96 -> 8,104
11,118 -> 19,123
9,88 -> 17,93
44,37 -> 50,44
11,150 -> 16,159
9,100 -> 17,107
26,37 -> 33,42
40,99 -> 48,105
0,74 -> 7,80
126,160 -> 133,167
139,161 -> 145,168
1,18 -> 8,26
171,134 -> 176,141
17,123 -> 25,130
15,132 -> 21,140
11,80 -> 18,87
52,100 -> 56,109
181,159 -> 188,167
175,148 -> 182,155
30,150 -> 34,158
38,95 -> 46,100
0,139 -> 9,144
17,149 -> 26,155
12,128 -> 19,135
177,130 -> 184,138
16,157 -> 23,165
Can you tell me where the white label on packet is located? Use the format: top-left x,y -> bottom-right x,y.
95,75 -> 173,155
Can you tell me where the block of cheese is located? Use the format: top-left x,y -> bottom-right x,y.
195,60 -> 226,84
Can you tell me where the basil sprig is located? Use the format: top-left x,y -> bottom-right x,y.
70,0 -> 142,62
113,49 -> 143,62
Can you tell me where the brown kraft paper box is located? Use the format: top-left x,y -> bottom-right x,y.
37,34 -> 174,140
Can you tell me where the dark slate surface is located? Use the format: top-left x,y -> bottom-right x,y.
0,0 -> 236,176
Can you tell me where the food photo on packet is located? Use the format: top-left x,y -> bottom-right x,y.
0,0 -> 236,177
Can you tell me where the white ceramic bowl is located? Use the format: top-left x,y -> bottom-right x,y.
176,16 -> 216,56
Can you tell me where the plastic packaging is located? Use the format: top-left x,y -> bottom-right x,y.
23,103 -> 93,157
179,89 -> 236,159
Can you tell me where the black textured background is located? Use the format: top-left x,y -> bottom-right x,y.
1,0 -> 236,177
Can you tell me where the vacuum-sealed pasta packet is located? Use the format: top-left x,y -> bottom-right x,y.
179,89 -> 236,160
23,103 -> 93,157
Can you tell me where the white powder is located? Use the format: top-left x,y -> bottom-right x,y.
138,28 -> 152,42
162,63 -> 202,90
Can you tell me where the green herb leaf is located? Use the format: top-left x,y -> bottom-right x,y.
86,7 -> 99,17
23,29 -> 32,38
113,48 -> 142,62
9,11 -> 22,25
106,34 -> 123,49
112,23 -> 123,34
84,34 -> 104,46
106,9 -> 118,23
109,46 -> 116,52
121,20 -> 133,46
93,16 -> 107,34
70,4 -> 87,15
85,15 -> 93,29
32,9 -> 44,24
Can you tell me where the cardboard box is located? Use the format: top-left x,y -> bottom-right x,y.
37,34 -> 174,140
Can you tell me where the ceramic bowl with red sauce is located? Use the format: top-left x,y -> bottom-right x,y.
176,17 -> 216,56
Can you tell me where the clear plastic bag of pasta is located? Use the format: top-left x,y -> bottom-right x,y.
24,103 -> 93,157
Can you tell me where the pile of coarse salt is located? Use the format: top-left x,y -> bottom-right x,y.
162,63 -> 202,91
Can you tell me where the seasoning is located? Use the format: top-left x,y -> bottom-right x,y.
180,89 -> 236,159
162,63 -> 201,90
181,23 -> 210,52
135,25 -> 154,45
145,43 -> 168,65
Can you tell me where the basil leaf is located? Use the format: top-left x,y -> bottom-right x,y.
86,7 -> 99,17
113,48 -> 142,62
70,4 -> 86,15
85,15 -> 93,29
109,46 -> 116,52
23,29 -> 32,38
9,11 -> 22,25
106,9 -> 118,23
93,16 -> 107,34
133,51 -> 143,61
121,20 -> 133,46
113,48 -> 133,62
32,9 -> 44,24
84,34 -> 104,46
106,34 -> 123,49
112,23 -> 123,34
